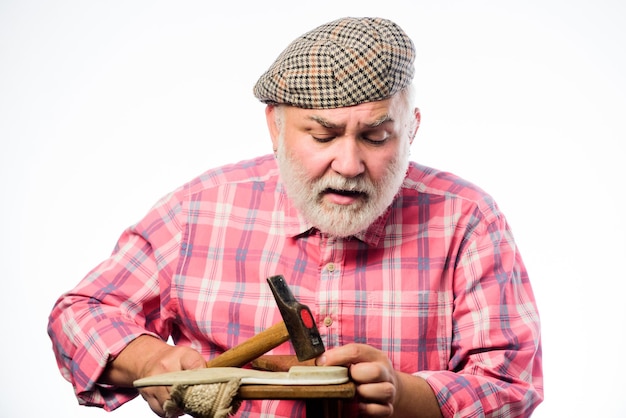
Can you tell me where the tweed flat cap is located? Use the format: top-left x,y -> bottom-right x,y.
253,17 -> 415,109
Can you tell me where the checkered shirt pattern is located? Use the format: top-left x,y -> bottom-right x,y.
253,17 -> 415,109
48,156 -> 543,417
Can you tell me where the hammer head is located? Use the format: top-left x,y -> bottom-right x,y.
267,275 -> 325,361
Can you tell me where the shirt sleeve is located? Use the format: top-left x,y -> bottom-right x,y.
416,208 -> 544,417
46,190 -> 184,410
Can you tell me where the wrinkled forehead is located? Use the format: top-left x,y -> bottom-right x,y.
281,94 -> 409,130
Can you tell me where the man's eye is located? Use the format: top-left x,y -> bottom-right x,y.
362,134 -> 389,144
312,135 -> 335,143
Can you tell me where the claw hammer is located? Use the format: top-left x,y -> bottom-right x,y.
205,275 -> 325,368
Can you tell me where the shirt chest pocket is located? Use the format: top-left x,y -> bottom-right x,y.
350,290 -> 452,373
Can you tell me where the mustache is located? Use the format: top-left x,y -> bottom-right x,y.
312,175 -> 375,195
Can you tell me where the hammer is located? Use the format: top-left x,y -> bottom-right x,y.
205,275 -> 325,368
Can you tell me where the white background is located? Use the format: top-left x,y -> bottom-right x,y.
1,1 -> 624,416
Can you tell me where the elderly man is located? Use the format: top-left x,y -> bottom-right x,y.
48,17 -> 543,417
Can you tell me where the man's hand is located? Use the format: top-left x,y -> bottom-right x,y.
316,343 -> 442,418
101,335 -> 206,417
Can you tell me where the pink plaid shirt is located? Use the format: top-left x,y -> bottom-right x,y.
48,155 -> 543,417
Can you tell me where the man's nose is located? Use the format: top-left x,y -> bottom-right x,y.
330,138 -> 365,178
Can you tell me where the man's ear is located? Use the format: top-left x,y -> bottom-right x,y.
265,105 -> 280,151
410,107 -> 421,144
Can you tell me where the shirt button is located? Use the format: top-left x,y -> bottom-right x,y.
323,317 -> 333,327
326,263 -> 335,272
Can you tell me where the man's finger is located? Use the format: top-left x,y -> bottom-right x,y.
318,343 -> 380,366
356,381 -> 396,404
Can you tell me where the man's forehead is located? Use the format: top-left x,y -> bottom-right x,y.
307,113 -> 393,130
285,97 -> 400,128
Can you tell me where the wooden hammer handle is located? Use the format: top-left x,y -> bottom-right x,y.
205,321 -> 290,368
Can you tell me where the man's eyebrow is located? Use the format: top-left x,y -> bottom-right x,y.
309,115 -> 339,129
368,114 -> 393,128
308,114 -> 393,129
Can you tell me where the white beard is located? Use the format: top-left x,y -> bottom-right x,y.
276,139 -> 410,238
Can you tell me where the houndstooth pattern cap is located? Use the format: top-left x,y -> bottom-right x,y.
253,17 -> 415,109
